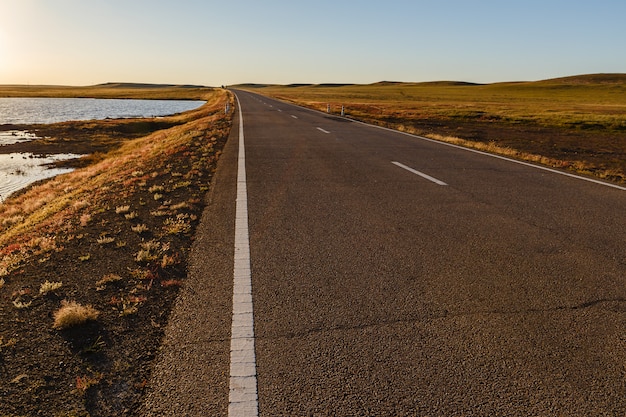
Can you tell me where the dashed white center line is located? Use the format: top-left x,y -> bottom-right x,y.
291,115 -> 298,119
392,161 -> 448,186
317,127 -> 330,134
229,95 -> 259,417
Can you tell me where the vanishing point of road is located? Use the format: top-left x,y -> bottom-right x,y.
140,90 -> 626,416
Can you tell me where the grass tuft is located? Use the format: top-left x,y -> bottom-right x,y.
39,280 -> 63,295
131,224 -> 149,234
53,300 -> 100,330
95,274 -> 122,291
96,235 -> 115,245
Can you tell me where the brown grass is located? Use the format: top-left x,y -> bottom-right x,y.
52,300 -> 100,330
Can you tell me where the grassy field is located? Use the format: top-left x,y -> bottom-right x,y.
245,73 -> 626,182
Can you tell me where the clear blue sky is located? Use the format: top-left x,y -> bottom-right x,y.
1,0 -> 624,86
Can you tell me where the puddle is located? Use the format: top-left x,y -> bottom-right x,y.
0,153 -> 81,201
0,130 -> 39,146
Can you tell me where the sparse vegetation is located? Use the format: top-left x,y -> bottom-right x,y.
39,280 -> 63,295
96,235 -> 115,245
0,85 -> 232,415
131,223 -> 149,234
95,273 -> 123,291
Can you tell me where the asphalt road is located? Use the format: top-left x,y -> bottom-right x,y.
142,90 -> 626,416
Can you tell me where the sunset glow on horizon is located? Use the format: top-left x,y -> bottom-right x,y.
1,0 -> 625,87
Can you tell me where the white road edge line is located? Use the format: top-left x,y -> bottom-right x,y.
229,94 -> 259,417
363,122 -> 626,191
317,127 -> 330,134
392,161 -> 448,186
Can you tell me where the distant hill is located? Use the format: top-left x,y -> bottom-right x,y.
412,81 -> 483,87
96,82 -> 206,89
536,73 -> 626,85
231,83 -> 274,89
229,74 -> 626,90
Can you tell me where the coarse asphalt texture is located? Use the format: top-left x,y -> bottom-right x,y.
141,90 -> 626,416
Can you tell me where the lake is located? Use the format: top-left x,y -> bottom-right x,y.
0,97 -> 205,125
0,97 -> 205,200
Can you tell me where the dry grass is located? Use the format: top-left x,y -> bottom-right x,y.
0,85 -> 234,414
0,88 -> 229,276
52,300 -> 100,330
39,280 -> 63,295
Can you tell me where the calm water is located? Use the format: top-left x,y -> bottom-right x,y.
0,97 -> 205,125
0,153 -> 79,202
0,97 -> 205,200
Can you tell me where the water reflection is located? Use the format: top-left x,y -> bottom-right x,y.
0,153 -> 80,201
0,130 -> 39,146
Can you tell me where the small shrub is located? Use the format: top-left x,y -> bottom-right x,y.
129,268 -> 154,281
169,202 -> 189,211
53,300 -> 100,330
95,274 -> 122,291
163,217 -> 191,235
124,211 -> 138,220
136,249 -> 157,263
96,235 -> 115,245
161,253 -> 179,268
131,224 -> 149,234
39,280 -> 63,295
148,185 -> 164,193
172,181 -> 191,190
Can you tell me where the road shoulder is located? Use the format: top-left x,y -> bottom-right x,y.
139,108 -> 239,416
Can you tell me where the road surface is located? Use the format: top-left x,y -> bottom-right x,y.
141,90 -> 626,416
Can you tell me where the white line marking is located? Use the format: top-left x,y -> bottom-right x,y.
229,94 -> 259,417
358,122 -> 626,191
317,127 -> 330,134
392,161 -> 448,186
291,115 -> 298,119
277,109 -> 282,112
